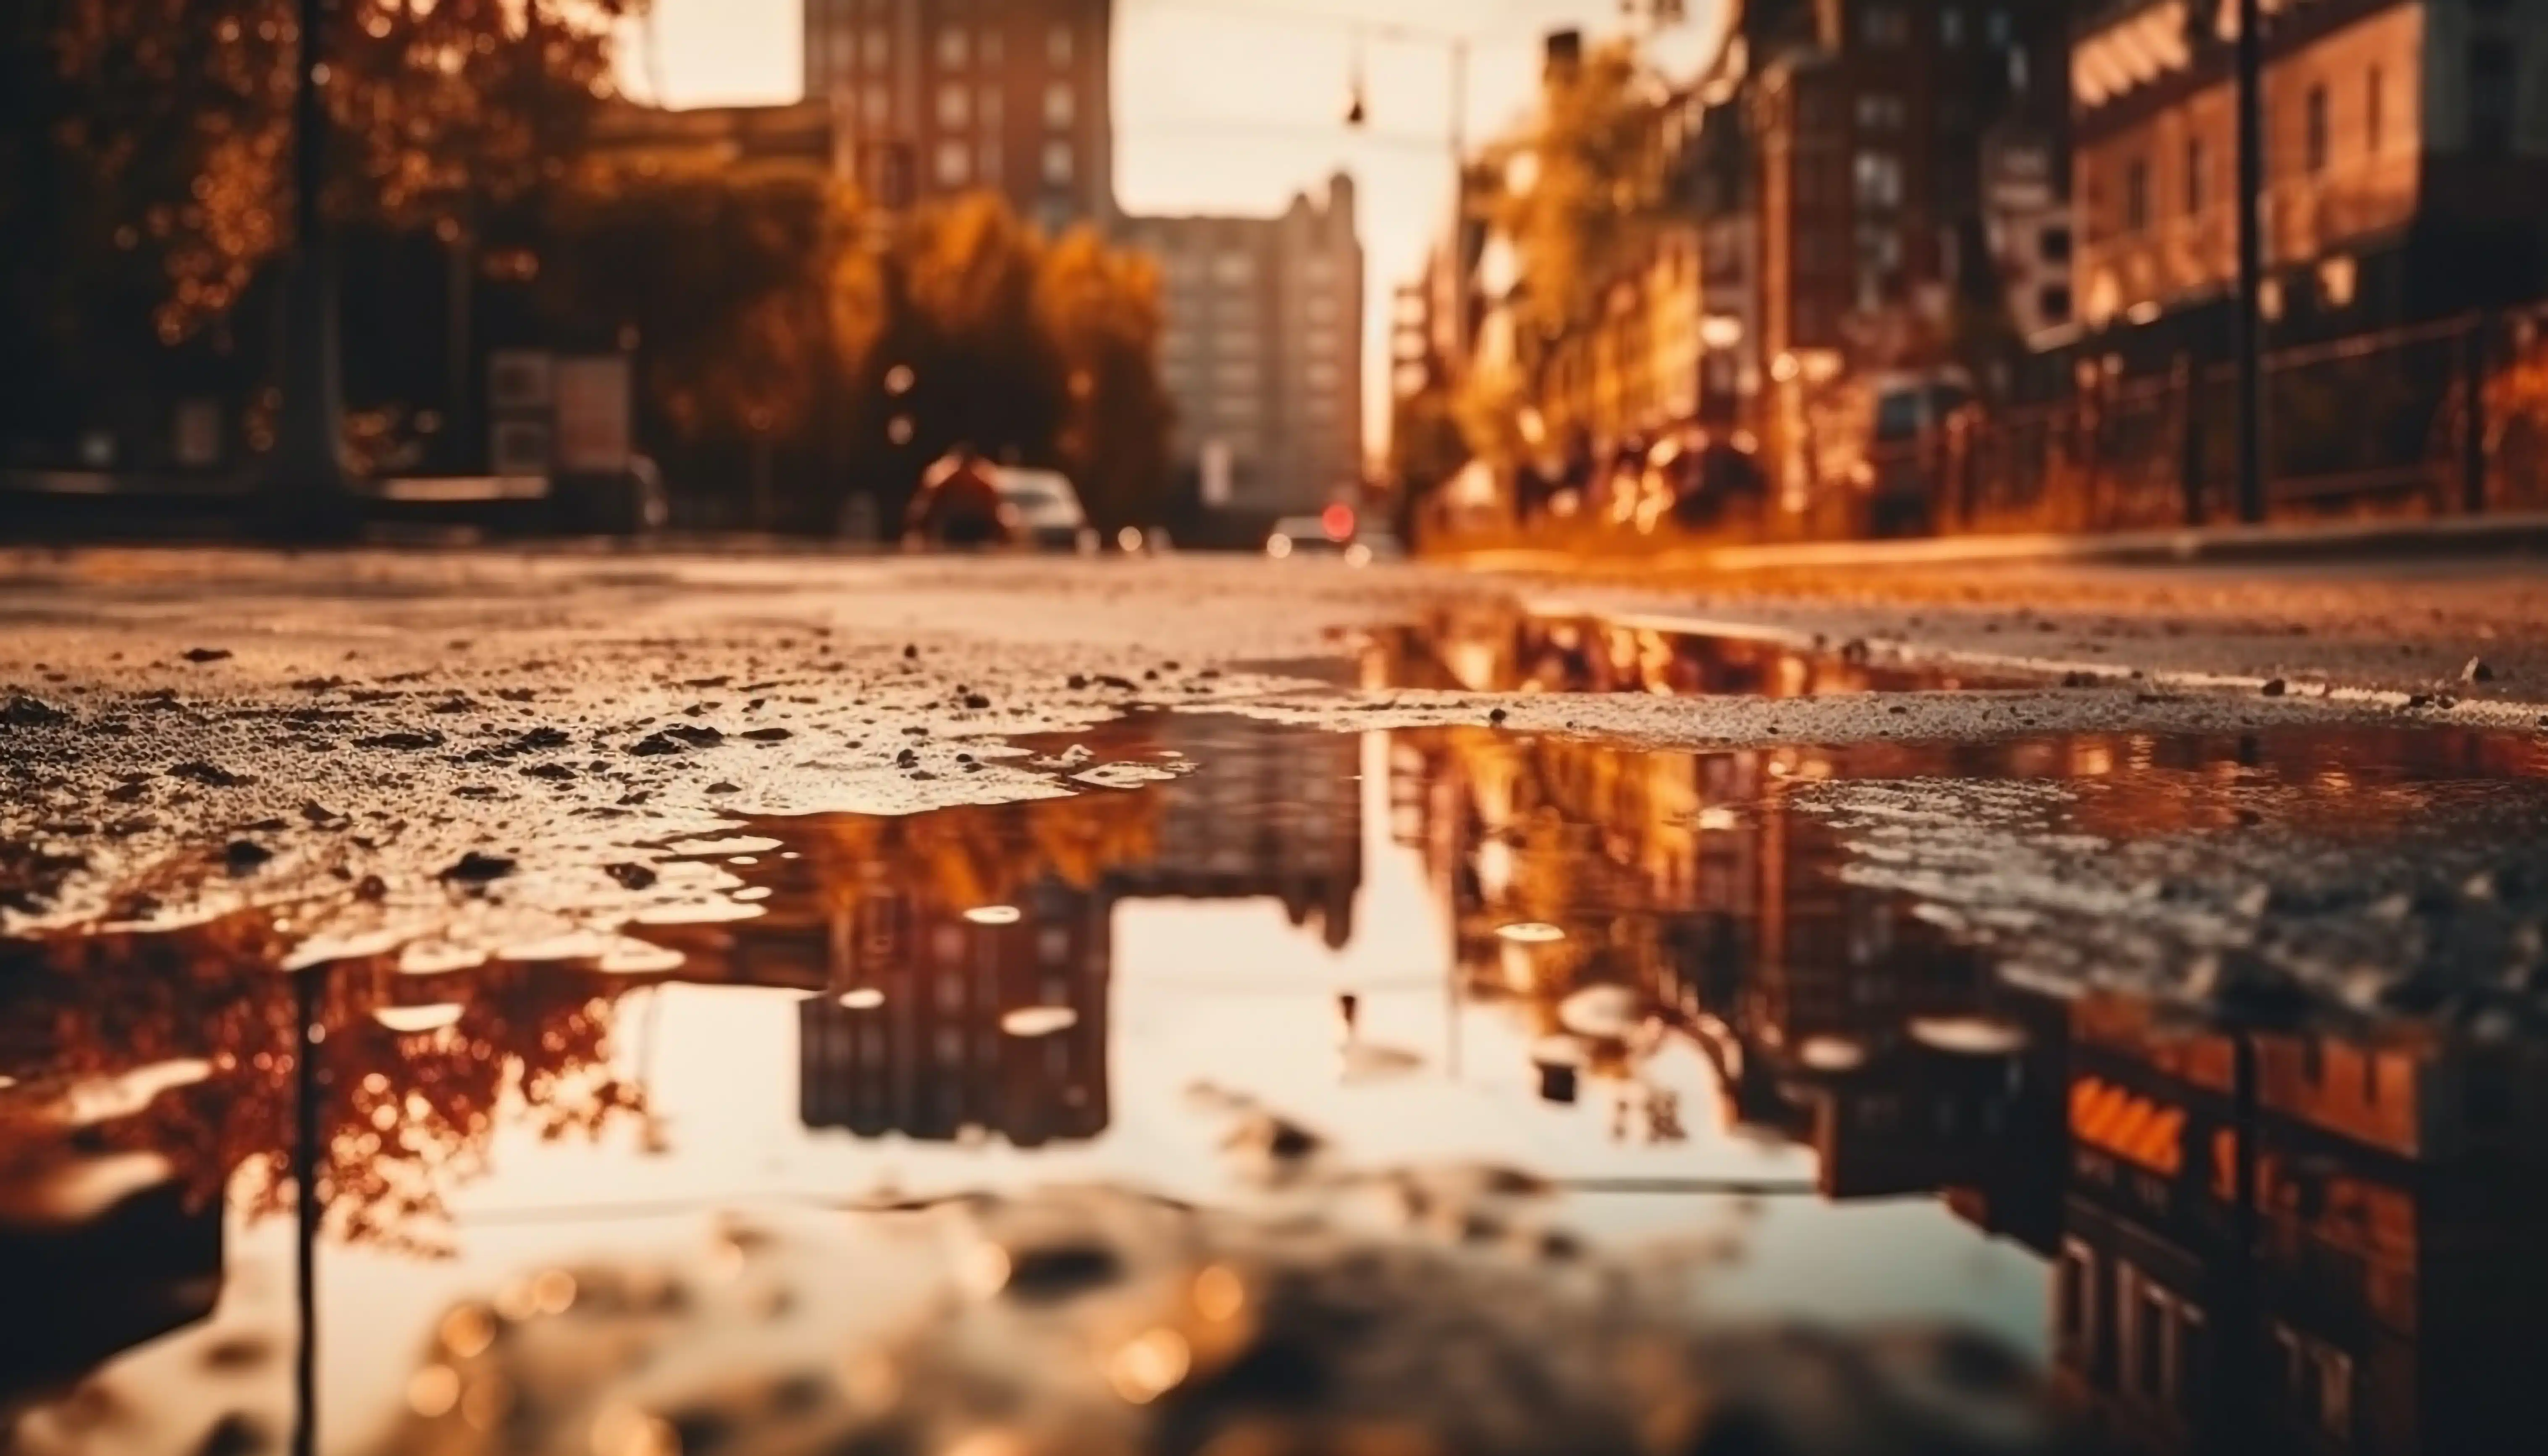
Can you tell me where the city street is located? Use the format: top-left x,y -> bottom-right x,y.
7,546 -> 2548,1456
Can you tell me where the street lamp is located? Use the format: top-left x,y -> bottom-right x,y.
2233,0 -> 2266,524
1342,23 -> 1472,270
267,0 -> 354,538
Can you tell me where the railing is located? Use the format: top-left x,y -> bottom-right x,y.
1884,306 -> 2548,536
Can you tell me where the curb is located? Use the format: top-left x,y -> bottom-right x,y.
1441,509 -> 2548,577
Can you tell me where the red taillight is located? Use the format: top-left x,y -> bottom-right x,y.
1321,503 -> 1355,541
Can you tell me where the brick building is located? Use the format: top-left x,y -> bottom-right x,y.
1731,0 -> 2074,371
2072,0 -> 2548,343
800,0 -> 1116,231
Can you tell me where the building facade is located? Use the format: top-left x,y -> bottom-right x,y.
2073,0 -> 2548,340
1122,176 -> 1365,521
800,0 -> 1116,231
1733,0 -> 2075,371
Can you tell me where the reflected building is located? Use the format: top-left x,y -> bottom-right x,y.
1115,719 -> 1363,950
2052,999 -> 2548,1455
798,873 -> 1110,1148
795,718 -> 1367,1146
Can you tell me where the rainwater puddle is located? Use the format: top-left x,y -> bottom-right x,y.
5,712 -> 2548,1454
1373,608 -> 2021,696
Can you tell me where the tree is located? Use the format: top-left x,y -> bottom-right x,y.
1037,225 -> 1174,530
542,165 -> 880,449
2,0 -> 638,462
43,0 -> 635,340
1389,378 -> 1472,522
838,194 -> 1176,531
1488,41 -> 1666,354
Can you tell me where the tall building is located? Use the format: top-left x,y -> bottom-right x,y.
2071,0 -> 2548,342
1735,0 -> 2073,370
1122,176 -> 1366,522
798,875 -> 1112,1147
800,0 -> 1116,231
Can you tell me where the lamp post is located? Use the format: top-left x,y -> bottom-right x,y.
266,0 -> 354,537
2233,0 -> 2267,523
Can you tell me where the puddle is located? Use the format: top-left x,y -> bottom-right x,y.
1375,608 -> 2020,696
5,711 -> 2548,1454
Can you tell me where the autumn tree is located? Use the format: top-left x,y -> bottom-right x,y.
1452,39 -> 1666,472
1489,40 -> 1666,354
837,193 -> 1176,531
541,165 -> 881,455
1036,225 -> 1174,531
2,0 -> 638,459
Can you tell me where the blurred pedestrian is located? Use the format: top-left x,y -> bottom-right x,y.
904,444 -> 1008,550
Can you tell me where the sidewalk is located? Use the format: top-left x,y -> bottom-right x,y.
1443,508 -> 2548,578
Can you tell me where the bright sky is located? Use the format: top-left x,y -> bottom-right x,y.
617,0 -> 1724,458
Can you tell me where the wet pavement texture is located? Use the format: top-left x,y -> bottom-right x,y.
8,620 -> 2548,1456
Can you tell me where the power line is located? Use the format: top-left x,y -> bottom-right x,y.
1129,0 -> 1536,50
1118,113 -> 1461,155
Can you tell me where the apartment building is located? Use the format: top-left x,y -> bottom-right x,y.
2073,0 -> 2548,338
801,0 -> 1116,231
1121,175 -> 1366,519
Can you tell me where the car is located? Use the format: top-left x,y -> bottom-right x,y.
1265,504 -> 1394,564
992,467 -> 1098,553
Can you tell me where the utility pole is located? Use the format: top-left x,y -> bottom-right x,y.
2233,0 -> 2267,524
267,0 -> 354,537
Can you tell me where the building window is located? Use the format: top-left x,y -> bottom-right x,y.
937,27 -> 968,68
1860,5 -> 1908,45
2367,65 -> 2385,154
1855,92 -> 1905,131
861,88 -> 890,127
1853,150 -> 1903,207
1941,5 -> 1964,46
2304,84 -> 2330,175
2039,283 -> 2073,323
1045,81 -> 1075,129
934,139 -> 971,186
937,84 -> 970,127
2471,39 -> 2516,157
2124,155 -> 2151,232
863,24 -> 890,68
1210,251 -> 1255,284
2184,136 -> 2207,215
1049,24 -> 1075,66
1042,139 -> 1075,186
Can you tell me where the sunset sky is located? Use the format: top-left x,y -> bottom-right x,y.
617,0 -> 1723,456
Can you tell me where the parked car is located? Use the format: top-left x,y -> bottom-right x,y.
1266,505 -> 1395,565
1859,373 -> 1976,538
992,467 -> 1098,553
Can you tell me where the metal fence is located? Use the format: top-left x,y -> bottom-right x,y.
1887,307 -> 2548,535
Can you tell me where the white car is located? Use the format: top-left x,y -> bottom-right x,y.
992,467 -> 1099,554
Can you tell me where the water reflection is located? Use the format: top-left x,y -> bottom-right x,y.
3,710 -> 2546,1453
1383,604 -> 2010,696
